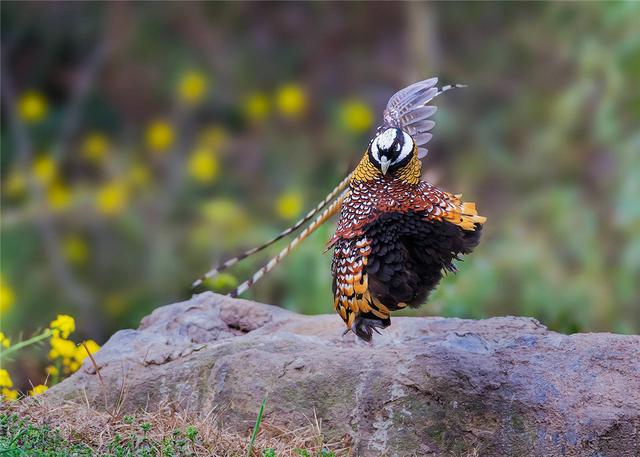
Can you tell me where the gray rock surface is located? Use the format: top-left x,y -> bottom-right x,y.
49,292 -> 640,456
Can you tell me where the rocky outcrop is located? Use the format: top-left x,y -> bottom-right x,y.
48,292 -> 640,456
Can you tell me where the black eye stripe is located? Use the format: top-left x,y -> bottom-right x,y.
368,128 -> 414,172
395,129 -> 405,151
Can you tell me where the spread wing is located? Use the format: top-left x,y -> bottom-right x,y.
382,77 -> 465,159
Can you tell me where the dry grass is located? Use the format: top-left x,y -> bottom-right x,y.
1,396 -> 349,456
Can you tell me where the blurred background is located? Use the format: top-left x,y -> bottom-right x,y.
1,2 -> 639,391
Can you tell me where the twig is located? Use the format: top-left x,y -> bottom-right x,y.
51,41 -> 110,161
81,341 -> 104,387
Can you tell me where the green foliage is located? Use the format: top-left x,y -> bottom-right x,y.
293,448 -> 335,457
247,396 -> 267,457
0,413 -> 205,457
260,447 -> 335,457
0,410 -> 332,457
0,413 -> 93,456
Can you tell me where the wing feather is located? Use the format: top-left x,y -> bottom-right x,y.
382,78 -> 466,158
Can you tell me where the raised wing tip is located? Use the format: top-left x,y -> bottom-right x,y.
408,77 -> 438,92
423,77 -> 438,86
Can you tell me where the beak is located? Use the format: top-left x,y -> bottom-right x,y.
380,156 -> 391,175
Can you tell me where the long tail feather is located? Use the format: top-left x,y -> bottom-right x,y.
192,174 -> 351,288
435,83 -> 467,96
228,191 -> 346,298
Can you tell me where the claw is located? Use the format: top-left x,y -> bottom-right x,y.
352,315 -> 390,342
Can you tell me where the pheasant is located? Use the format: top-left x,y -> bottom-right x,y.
193,78 -> 486,341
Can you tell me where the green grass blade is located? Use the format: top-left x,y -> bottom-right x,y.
245,395 -> 267,457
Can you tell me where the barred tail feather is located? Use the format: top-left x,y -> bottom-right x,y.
228,192 -> 346,298
192,174 -> 351,288
435,83 -> 467,97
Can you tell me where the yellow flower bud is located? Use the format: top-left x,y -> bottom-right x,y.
49,315 -> 75,339
0,278 -> 15,314
62,235 -> 89,265
4,170 -> 27,197
0,332 -> 9,348
17,91 -> 48,123
243,92 -> 270,123
0,369 -> 14,388
188,147 -> 219,184
29,384 -> 48,396
81,132 -> 110,162
178,71 -> 208,105
1,388 -> 19,400
198,126 -> 227,150
275,84 -> 307,119
47,182 -> 72,212
276,191 -> 303,220
32,155 -> 57,186
128,163 -> 151,188
96,181 -> 129,216
340,99 -> 374,133
146,120 -> 175,153
49,336 -> 76,360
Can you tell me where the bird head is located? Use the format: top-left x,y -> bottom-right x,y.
367,128 -> 416,177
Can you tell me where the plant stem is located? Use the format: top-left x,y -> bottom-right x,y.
0,329 -> 52,362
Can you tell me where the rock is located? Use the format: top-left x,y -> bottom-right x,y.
48,292 -> 640,456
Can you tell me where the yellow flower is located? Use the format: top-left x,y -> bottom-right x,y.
49,336 -> 76,359
201,199 -> 247,226
198,126 -> 227,150
275,84 -> 307,118
104,294 -> 127,317
205,273 -> 238,292
4,170 -> 27,197
0,369 -> 13,388
178,70 -> 208,105
47,182 -> 72,211
1,388 -> 18,401
32,155 -> 57,186
81,132 -> 109,162
146,120 -> 175,153
340,99 -> 374,133
62,235 -> 89,265
276,191 -> 303,220
45,365 -> 59,377
127,163 -> 151,188
17,91 -> 48,123
0,278 -> 14,314
49,314 -> 75,339
188,147 -> 219,184
29,385 -> 48,396
96,181 -> 129,216
243,92 -> 270,123
73,339 -> 101,364
0,332 -> 9,349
